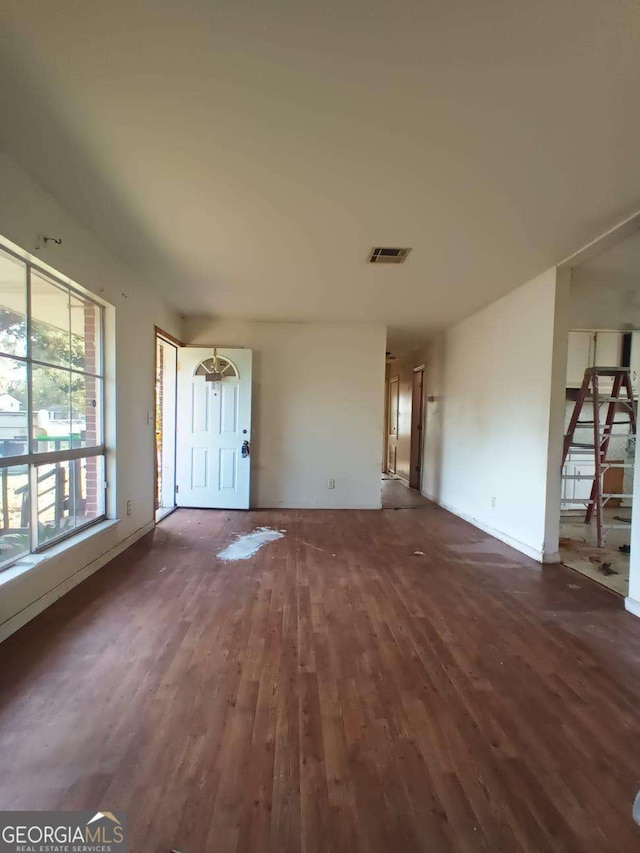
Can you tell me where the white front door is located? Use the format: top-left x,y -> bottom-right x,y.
176,347 -> 252,509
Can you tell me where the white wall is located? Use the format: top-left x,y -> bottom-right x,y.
421,268 -> 566,561
626,431 -> 640,617
570,229 -> 640,329
183,319 -> 386,509
0,149 -> 181,641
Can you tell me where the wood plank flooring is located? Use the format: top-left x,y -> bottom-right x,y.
381,478 -> 432,509
1,504 -> 640,851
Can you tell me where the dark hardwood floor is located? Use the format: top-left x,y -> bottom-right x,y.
381,477 -> 432,509
1,504 -> 640,852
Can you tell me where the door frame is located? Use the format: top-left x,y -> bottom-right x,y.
175,346 -> 253,509
387,375 -> 399,475
409,365 -> 426,491
154,326 -> 182,521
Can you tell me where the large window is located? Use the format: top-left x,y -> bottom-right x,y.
0,242 -> 106,569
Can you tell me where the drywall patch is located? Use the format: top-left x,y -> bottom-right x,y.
217,527 -> 284,561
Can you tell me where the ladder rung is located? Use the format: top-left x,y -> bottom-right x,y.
586,367 -> 633,376
562,474 -> 634,482
583,397 -> 635,404
560,498 -> 594,503
561,474 -> 593,480
602,463 -> 635,468
602,494 -> 634,499
573,428 -> 634,434
603,523 -> 632,529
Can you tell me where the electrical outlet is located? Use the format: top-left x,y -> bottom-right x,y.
328,478 -> 336,490
126,499 -> 132,516
491,496 -> 496,509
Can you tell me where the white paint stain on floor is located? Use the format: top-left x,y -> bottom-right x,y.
217,527 -> 284,562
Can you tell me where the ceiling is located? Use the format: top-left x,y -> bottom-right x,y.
0,1 -> 639,351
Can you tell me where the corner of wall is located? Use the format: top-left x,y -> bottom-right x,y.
624,597 -> 640,620
542,266 -> 570,558
420,269 -> 565,564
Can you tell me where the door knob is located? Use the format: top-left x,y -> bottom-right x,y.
241,440 -> 250,458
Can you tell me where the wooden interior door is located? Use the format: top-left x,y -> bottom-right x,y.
410,367 -> 425,490
387,376 -> 399,474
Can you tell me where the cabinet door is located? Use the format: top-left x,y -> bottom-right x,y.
566,331 -> 594,387
630,332 -> 640,396
573,460 -> 596,502
562,455 -> 595,508
594,332 -> 623,393
561,460 -> 575,501
594,331 -> 623,368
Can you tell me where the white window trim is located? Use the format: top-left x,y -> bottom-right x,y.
0,237 -> 109,567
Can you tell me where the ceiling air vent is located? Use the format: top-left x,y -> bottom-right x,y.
368,247 -> 411,264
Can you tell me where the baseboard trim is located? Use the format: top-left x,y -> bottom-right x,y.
257,503 -> 382,510
542,550 -> 560,564
625,597 -> 640,619
433,499 -> 548,563
0,520 -> 155,644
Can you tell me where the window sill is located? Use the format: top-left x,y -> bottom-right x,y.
0,518 -> 120,589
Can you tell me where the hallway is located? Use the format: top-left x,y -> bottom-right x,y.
381,476 -> 432,509
1,506 -> 640,851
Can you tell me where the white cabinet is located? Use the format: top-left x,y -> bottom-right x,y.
561,452 -> 595,511
594,331 -> 623,369
566,331 -> 594,387
630,331 -> 640,395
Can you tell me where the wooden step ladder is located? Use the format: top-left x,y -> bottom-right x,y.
562,367 -> 637,548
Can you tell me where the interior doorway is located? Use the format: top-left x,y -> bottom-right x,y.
553,216 -> 640,597
387,375 -> 399,474
410,366 -> 425,489
382,354 -> 428,508
154,330 -> 178,522
559,328 -> 636,595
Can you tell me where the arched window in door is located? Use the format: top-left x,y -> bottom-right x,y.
194,356 -> 239,380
